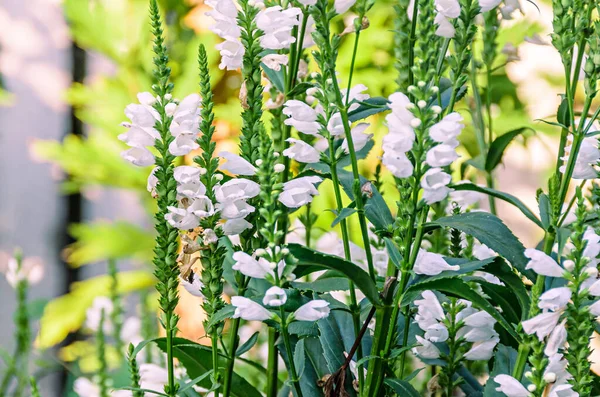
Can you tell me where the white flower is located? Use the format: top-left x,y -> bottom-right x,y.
386,93 -> 416,137
479,0 -> 502,12
560,137 -> 600,179
434,13 -> 456,38
414,250 -> 459,275
4,255 -> 44,288
169,134 -> 199,156
463,336 -> 499,360
343,84 -> 370,112
214,179 -> 261,203
121,147 -> 155,167
429,112 -> 463,144
328,113 -> 345,136
298,0 -> 317,5
435,0 -> 461,18
190,196 -> 216,218
217,199 -> 255,220
382,130 -> 415,153
522,310 -> 562,341
263,286 -> 288,307
206,0 -> 240,40
545,319 -> 567,356
180,273 -> 205,299
283,138 -> 321,163
293,300 -> 331,321
279,176 -> 322,208
334,0 -> 357,13
421,168 -> 452,204
426,143 -> 459,167
413,335 -> 441,359
589,299 -> 600,316
382,150 -> 414,178
118,125 -> 158,148
222,218 -> 253,235
216,39 -> 244,70
232,296 -> 274,321
414,290 -> 445,330
341,123 -> 373,153
256,7 -> 302,50
538,288 -> 571,311
262,54 -> 289,71
203,228 -> 218,245
85,297 -> 113,333
583,227 -> 600,265
283,100 -> 322,135
232,252 -> 273,279
424,323 -> 449,342
218,151 -> 257,176
493,375 -> 530,397
524,249 -> 565,278
165,205 -> 200,230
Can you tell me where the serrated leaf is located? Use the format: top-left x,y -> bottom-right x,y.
384,378 -> 420,397
261,63 -> 285,93
481,260 -> 530,319
450,183 -> 542,228
485,127 -> 533,172
293,338 -> 306,379
287,244 -> 382,306
402,278 -> 520,342
427,212 -> 531,278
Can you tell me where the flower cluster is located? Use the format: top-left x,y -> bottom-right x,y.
119,93 -> 201,166
427,0 -> 503,38
412,290 -> 500,361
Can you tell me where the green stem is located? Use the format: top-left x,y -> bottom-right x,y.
165,313 -> 175,396
212,331 -> 220,397
266,329 -> 279,397
407,0 -> 420,88
280,313 -> 303,397
222,281 -> 248,397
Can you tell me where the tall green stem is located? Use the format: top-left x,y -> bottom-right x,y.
280,311 -> 303,397
266,329 -> 279,397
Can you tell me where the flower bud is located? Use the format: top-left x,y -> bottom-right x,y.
410,118 -> 422,128
527,384 -> 536,392
543,372 -> 557,383
417,100 -> 427,109
274,164 -> 285,173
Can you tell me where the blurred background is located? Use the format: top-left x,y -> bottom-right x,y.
0,0 -> 582,394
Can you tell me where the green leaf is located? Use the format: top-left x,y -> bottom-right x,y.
557,97 -> 570,128
384,238 -> 403,269
450,183 -> 542,228
402,278 -> 520,342
178,371 -> 215,393
288,244 -> 382,306
347,97 -> 390,122
287,82 -> 315,97
538,193 -> 551,230
293,338 -> 306,379
154,338 -> 262,397
236,332 -> 259,356
384,378 -> 420,397
485,127 -> 533,172
428,212 -> 531,277
483,345 -> 520,396
407,257 -> 496,291
119,387 -> 168,396
472,279 -> 521,325
481,260 -> 530,319
331,207 -> 357,227
207,305 -> 235,331
291,276 -> 350,293
261,62 -> 284,93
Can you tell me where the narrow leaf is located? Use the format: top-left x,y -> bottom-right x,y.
236,332 -> 259,356
384,378 -> 420,397
485,127 -> 533,172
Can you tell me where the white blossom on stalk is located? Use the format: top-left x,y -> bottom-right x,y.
216,39 -> 244,70
85,297 -> 114,333
214,179 -> 261,203
232,296 -> 274,321
222,218 -> 253,235
426,143 -> 459,167
538,287 -> 571,311
174,166 -> 206,198
283,100 -> 322,135
279,176 -> 322,208
493,375 -> 530,397
560,136 -> 600,179
283,138 -> 321,163
3,255 -> 44,288
429,112 -> 463,145
479,0 -> 502,12
180,273 -> 205,299
434,13 -> 456,38
206,0 -> 244,70
122,147 -> 155,167
433,0 -> 460,38
524,248 -> 565,277
298,0 -> 317,5
545,319 -> 567,357
262,54 -> 289,71
165,204 -> 200,230
463,336 -> 500,361
415,290 -> 445,330
232,251 -> 279,279
414,250 -> 459,275
421,168 -> 453,204
334,0 -> 357,14
293,300 -> 331,321
343,84 -> 370,112
413,335 -> 441,359
522,310 -> 562,341
341,123 -> 373,153
256,7 -> 302,50
263,286 -> 288,307
218,151 -> 257,176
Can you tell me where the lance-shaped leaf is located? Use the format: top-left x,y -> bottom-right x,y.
450,183 -> 542,228
384,379 -> 420,397
485,127 -> 533,172
347,97 -> 390,122
288,243 -> 382,306
426,212 -> 531,278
